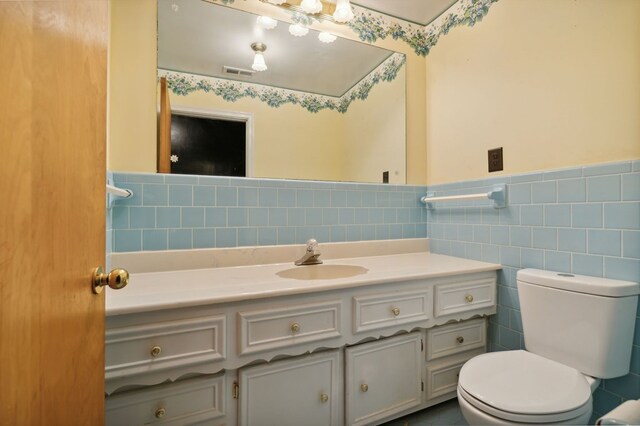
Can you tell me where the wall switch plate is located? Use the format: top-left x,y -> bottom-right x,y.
488,148 -> 503,172
382,171 -> 389,183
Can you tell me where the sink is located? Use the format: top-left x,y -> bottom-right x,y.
276,264 -> 369,280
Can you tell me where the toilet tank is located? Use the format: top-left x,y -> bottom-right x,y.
517,269 -> 639,379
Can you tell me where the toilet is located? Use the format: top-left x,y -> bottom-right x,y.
457,269 -> 640,425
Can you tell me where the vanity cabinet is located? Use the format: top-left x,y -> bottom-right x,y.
238,350 -> 343,426
345,333 -> 422,426
105,270 -> 497,425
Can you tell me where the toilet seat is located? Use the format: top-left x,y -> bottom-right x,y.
458,350 -> 593,423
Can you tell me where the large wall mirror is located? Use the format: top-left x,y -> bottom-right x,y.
157,0 -> 407,184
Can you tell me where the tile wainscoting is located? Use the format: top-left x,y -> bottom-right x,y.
426,160 -> 640,421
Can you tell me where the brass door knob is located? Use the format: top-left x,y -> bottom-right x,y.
92,266 -> 129,294
320,393 -> 329,403
456,336 -> 464,344
360,384 -> 369,392
391,307 -> 400,317
291,323 -> 301,333
464,294 -> 474,303
155,407 -> 166,418
150,345 -> 162,357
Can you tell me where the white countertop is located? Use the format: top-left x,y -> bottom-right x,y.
106,252 -> 501,316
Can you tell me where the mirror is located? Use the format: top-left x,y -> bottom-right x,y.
157,0 -> 407,184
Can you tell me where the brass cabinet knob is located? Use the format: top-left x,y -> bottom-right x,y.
456,336 -> 464,344
464,294 -> 474,303
320,393 -> 329,403
150,345 -> 162,357
92,266 -> 129,294
155,407 -> 166,418
360,384 -> 369,392
291,323 -> 301,333
391,307 -> 400,317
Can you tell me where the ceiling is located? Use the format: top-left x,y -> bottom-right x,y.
158,0 -> 395,97
353,0 -> 458,26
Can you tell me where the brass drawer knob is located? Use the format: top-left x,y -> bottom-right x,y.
92,267 -> 129,294
465,294 -> 474,303
155,407 -> 166,419
150,345 -> 162,357
291,323 -> 300,333
320,393 -> 329,403
456,336 -> 464,344
391,307 -> 400,317
360,384 -> 369,392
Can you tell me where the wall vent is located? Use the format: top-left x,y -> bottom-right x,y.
223,66 -> 255,77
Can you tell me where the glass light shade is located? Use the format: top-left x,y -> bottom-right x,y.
300,0 -> 322,14
288,23 -> 309,37
256,16 -> 278,30
333,0 -> 354,23
251,52 -> 268,72
318,32 -> 337,43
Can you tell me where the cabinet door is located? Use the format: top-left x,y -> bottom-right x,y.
345,333 -> 422,426
238,350 -> 342,426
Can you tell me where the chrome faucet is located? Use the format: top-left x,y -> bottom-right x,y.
295,238 -> 323,266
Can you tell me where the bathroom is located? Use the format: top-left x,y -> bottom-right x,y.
1,0 -> 638,424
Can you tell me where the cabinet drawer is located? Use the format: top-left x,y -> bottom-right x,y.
426,318 -> 486,361
105,315 -> 226,380
434,278 -> 495,317
353,290 -> 430,333
105,374 -> 225,426
425,351 -> 482,400
238,300 -> 342,355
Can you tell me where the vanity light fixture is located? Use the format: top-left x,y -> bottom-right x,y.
318,32 -> 337,43
333,0 -> 354,23
288,23 -> 309,37
300,0 -> 322,14
251,42 -> 268,72
256,15 -> 278,30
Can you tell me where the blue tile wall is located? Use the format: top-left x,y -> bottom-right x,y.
426,160 -> 640,418
108,173 -> 428,253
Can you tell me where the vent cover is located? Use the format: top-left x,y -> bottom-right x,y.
223,66 -> 255,77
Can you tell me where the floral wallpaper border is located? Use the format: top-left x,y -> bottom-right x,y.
209,0 -> 499,57
159,52 -> 406,114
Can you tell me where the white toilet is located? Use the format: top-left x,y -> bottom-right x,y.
457,269 -> 640,425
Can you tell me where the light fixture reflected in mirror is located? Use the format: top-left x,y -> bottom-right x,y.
251,42 -> 268,72
318,32 -> 337,43
300,0 -> 322,14
257,15 -> 278,30
333,0 -> 354,23
289,23 -> 309,37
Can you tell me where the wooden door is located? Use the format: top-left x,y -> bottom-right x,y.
0,1 -> 108,424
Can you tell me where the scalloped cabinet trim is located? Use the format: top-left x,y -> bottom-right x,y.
105,270 -> 496,425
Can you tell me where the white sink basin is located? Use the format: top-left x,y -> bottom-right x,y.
276,264 -> 369,280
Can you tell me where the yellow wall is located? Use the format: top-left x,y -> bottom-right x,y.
426,0 -> 640,184
107,0 -> 428,183
108,0 -> 157,172
343,70 -> 406,184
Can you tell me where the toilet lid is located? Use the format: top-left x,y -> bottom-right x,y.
458,350 -> 592,416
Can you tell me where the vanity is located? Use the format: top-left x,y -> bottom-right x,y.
104,244 -> 500,425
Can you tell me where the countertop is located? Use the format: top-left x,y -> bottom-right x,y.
106,252 -> 501,316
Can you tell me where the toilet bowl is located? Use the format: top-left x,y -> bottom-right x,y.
457,350 -> 595,425
457,269 -> 639,426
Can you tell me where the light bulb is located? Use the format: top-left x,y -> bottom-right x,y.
333,0 -> 354,23
318,32 -> 337,43
300,0 -> 322,14
252,52 -> 267,72
256,16 -> 278,30
288,23 -> 309,37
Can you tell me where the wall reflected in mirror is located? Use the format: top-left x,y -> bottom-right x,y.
157,0 -> 407,184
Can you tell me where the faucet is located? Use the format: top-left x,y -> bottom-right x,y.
295,239 -> 323,266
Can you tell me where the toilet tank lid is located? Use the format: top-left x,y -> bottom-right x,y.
517,269 -> 639,297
